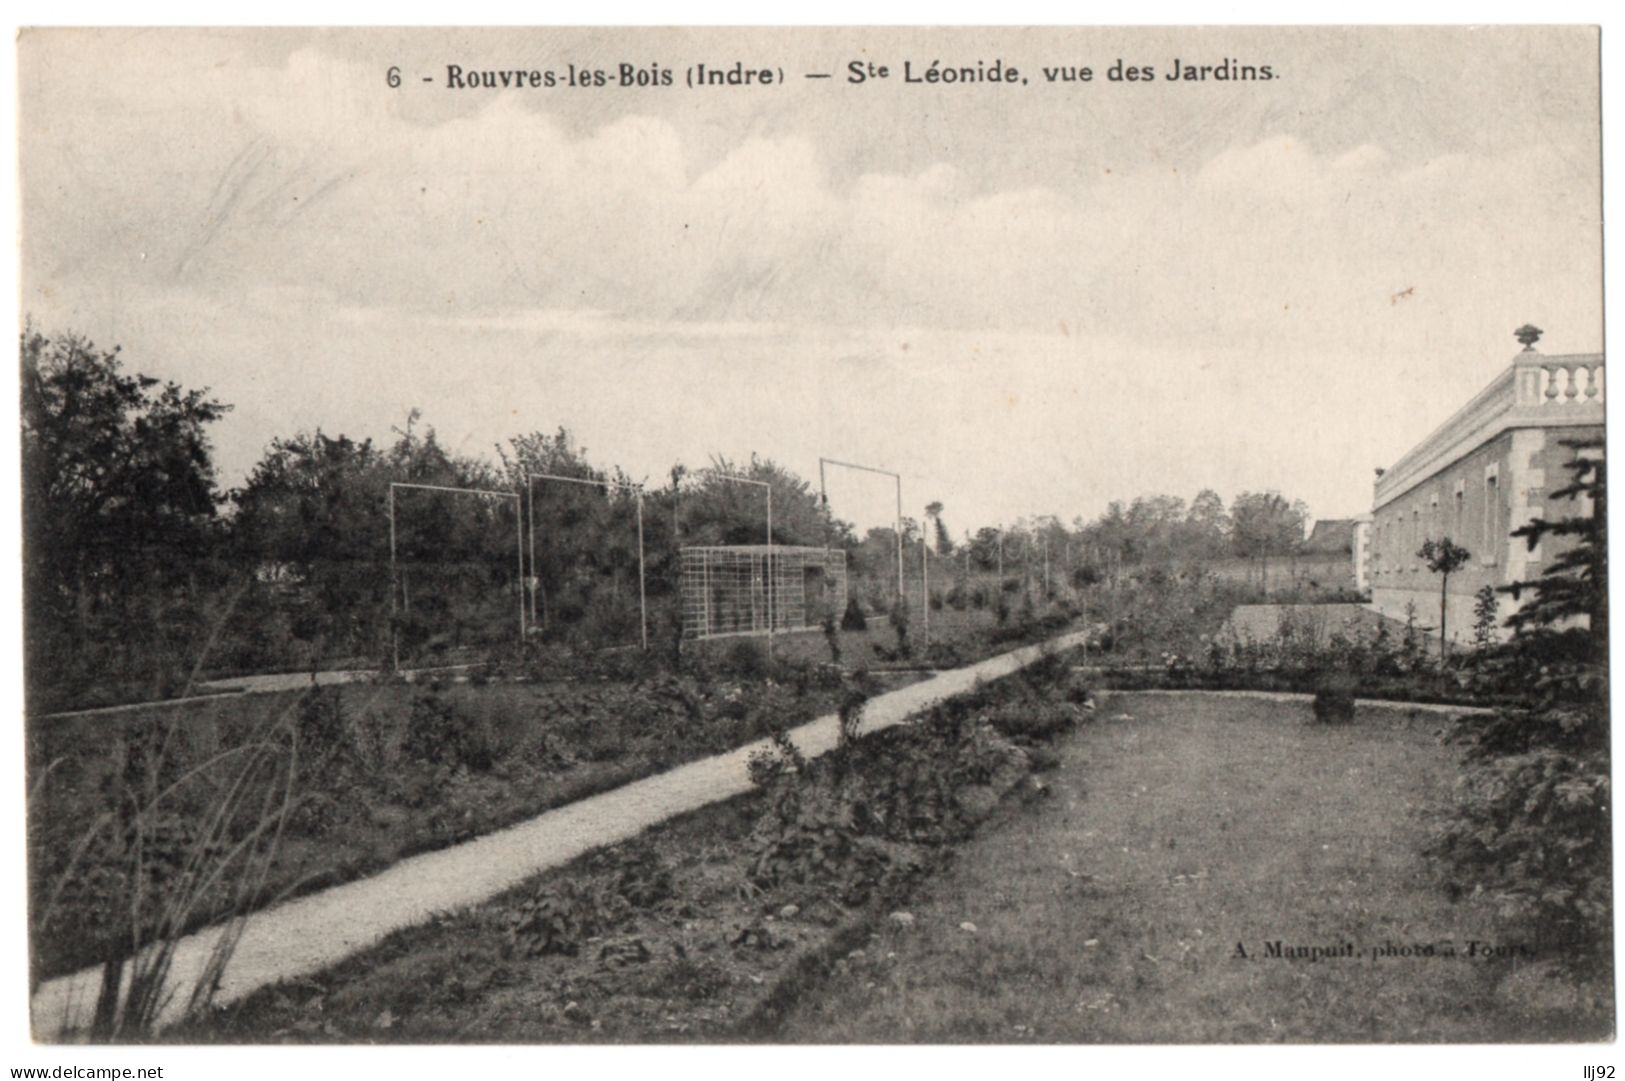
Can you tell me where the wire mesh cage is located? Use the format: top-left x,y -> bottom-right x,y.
680,545 -> 847,640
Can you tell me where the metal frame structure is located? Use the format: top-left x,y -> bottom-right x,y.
680,544 -> 846,640
388,481 -> 524,671
521,470 -> 647,651
695,471 -> 774,647
818,457 -> 905,600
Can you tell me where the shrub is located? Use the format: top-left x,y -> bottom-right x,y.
841,596 -> 869,632
985,698 -> 1080,739
1429,701 -> 1611,967
1401,601 -> 1425,669
821,613 -> 841,665
591,840 -> 675,910
507,879 -> 611,957
401,687 -> 497,773
746,728 -> 806,789
1431,742 -> 1610,954
888,599 -> 911,659
721,638 -> 771,681
1472,585 -> 1500,651
34,708 -> 300,1036
923,639 -> 968,670
294,684 -> 346,758
836,685 -> 869,749
1310,687 -> 1356,724
743,702 -> 1029,907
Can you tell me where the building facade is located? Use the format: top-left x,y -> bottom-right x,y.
1352,514 -> 1372,593
1368,344 -> 1603,642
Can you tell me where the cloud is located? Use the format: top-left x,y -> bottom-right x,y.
17,32 -> 1603,529
23,41 -> 1600,356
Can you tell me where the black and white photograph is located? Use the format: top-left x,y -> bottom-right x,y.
7,20 -> 1613,1066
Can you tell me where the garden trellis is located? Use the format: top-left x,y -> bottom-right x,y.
677,470 -> 779,642
680,544 -> 847,640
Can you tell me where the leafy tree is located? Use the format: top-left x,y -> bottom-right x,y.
926,501 -> 953,554
229,429 -> 393,659
1503,438 -> 1606,662
1184,488 -> 1231,558
966,526 -> 1002,572
495,428 -> 644,645
232,413 -> 514,662
1418,537 -> 1471,663
1230,491 -> 1308,592
21,326 -> 231,704
678,454 -> 842,549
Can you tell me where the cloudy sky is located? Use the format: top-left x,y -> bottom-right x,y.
18,26 -> 1602,533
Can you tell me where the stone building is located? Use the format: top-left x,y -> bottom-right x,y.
1368,335 -> 1603,642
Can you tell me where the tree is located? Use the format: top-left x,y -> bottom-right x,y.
1184,489 -> 1231,559
230,429 -> 393,658
1502,438 -> 1606,662
232,414 -> 514,662
1230,491 -> 1308,592
925,500 -> 953,554
961,526 -> 997,572
21,326 -> 231,703
678,454 -> 840,549
1418,537 -> 1471,663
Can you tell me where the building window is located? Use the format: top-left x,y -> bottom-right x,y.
1483,467 -> 1501,564
1453,480 -> 1466,535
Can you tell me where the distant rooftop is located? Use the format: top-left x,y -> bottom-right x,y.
1301,519 -> 1356,555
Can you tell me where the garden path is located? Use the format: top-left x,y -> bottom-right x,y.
32,630 -> 1089,1039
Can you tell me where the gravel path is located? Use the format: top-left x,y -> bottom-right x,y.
32,631 -> 1088,1040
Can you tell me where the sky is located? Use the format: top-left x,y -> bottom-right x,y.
17,26 -> 1603,535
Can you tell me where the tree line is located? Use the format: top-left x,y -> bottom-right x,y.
21,325 -> 1323,710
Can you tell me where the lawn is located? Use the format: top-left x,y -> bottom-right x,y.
771,692 -> 1615,1042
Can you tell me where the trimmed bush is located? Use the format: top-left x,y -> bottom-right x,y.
841,596 -> 869,632
1311,688 -> 1356,724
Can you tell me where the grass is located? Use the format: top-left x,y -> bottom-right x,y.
770,692 -> 1615,1042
